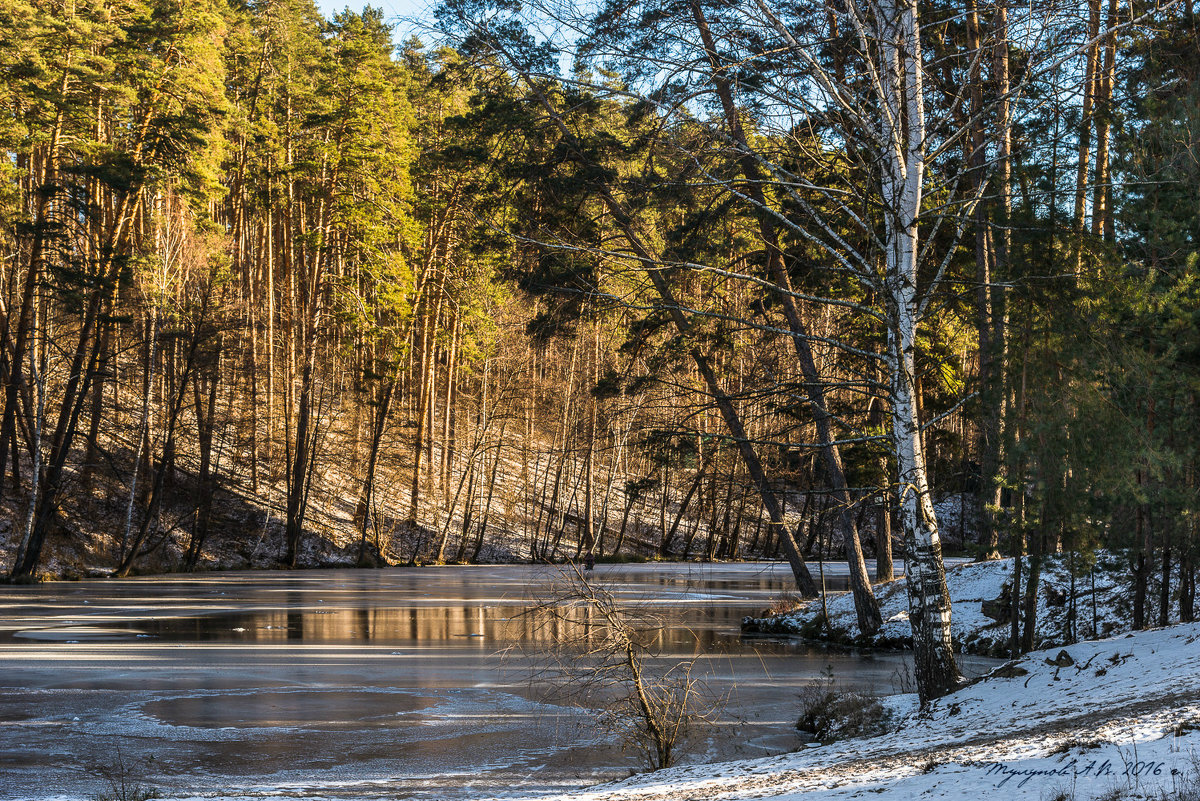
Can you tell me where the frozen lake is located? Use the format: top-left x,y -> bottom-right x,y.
0,561 -> 988,800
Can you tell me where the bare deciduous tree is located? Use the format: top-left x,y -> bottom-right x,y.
523,564 -> 718,770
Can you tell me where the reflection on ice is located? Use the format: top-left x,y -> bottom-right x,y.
14,626 -> 147,641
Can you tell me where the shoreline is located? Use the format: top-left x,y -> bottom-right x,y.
504,621 -> 1200,801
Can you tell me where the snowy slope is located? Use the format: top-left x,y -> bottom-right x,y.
490,623 -> 1200,801
747,554 -> 1139,655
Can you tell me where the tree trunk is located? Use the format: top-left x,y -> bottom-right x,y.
121,308 -> 159,562
185,355 -> 221,571
880,0 -> 961,702
118,298 -> 209,577
1021,528 -> 1043,652
13,158 -> 151,578
1159,524 -> 1171,628
0,63 -> 70,503
690,0 -> 877,628
1181,540 -> 1195,624
356,375 -> 396,565
472,416 -> 509,562
1072,0 -> 1103,271
1134,496 -> 1148,630
969,0 -> 1009,558
285,334 -> 317,566
1091,0 -> 1119,242
659,451 -> 711,558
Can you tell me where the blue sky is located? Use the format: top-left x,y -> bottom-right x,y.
317,0 -> 438,41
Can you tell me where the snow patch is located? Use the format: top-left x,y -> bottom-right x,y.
491,623 -> 1200,801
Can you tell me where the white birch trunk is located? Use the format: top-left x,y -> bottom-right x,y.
878,0 -> 962,704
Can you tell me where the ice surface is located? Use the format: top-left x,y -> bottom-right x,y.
0,562 -> 994,800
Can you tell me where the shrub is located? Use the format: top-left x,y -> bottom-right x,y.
796,668 -> 889,742
88,749 -> 159,801
528,564 -> 718,770
768,590 -> 807,615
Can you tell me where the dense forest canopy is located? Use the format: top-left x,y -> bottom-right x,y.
0,0 -> 1196,701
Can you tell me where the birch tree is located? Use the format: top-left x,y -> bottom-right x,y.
434,0 -> 1045,699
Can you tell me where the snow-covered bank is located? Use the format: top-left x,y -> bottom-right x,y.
495,623 -> 1200,801
744,553 -> 1141,656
